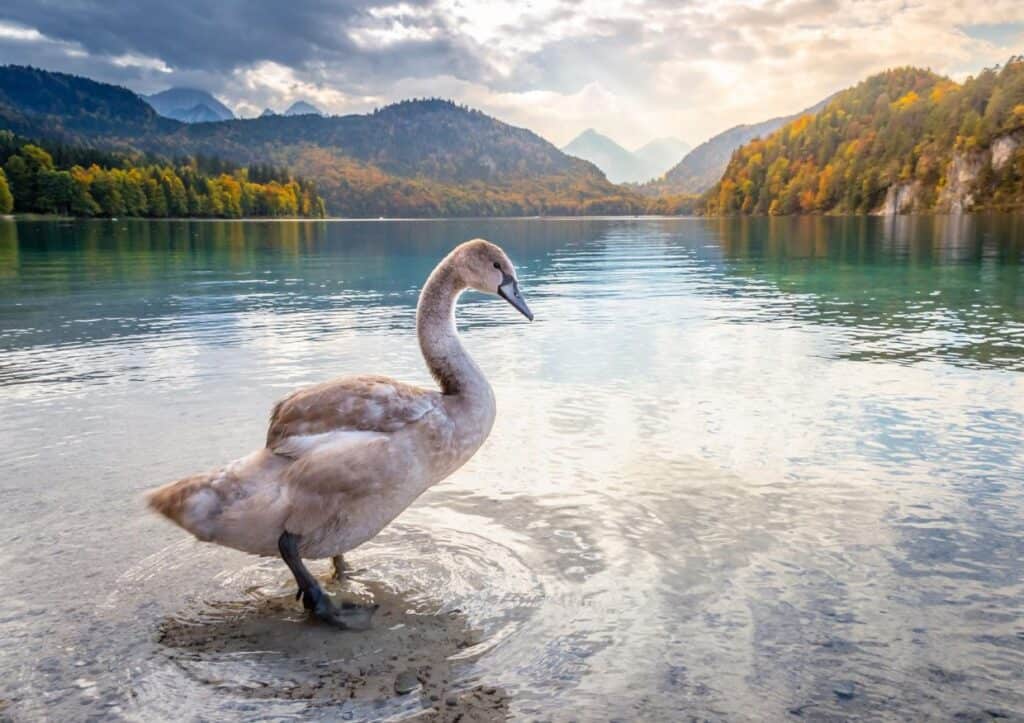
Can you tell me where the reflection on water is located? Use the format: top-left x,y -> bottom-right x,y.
0,216 -> 1022,720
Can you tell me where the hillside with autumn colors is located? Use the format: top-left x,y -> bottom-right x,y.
706,59 -> 1024,216
0,66 -> 645,217
5,60 -> 1024,219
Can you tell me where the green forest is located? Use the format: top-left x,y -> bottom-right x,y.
0,131 -> 326,218
706,58 -> 1024,215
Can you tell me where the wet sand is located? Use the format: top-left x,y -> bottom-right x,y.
157,576 -> 508,721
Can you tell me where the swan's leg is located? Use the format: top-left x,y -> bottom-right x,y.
277,531 -> 377,630
331,554 -> 347,581
277,531 -> 320,605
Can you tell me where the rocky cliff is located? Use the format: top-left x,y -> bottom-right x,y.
875,129 -> 1024,215
931,130 -> 1023,214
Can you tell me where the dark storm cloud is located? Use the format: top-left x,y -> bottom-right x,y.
0,0 -> 834,101
0,0 -> 493,94
3,0 -> 382,71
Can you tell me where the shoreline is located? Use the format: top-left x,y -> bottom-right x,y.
4,211 -> 1023,223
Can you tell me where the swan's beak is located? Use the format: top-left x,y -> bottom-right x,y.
498,274 -> 534,321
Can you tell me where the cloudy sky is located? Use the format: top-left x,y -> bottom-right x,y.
1,0 -> 1023,148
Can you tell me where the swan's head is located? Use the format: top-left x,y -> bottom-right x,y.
453,238 -> 533,321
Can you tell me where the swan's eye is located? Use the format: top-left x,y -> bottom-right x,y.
493,262 -> 501,269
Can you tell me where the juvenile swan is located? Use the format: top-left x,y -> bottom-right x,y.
148,239 -> 532,628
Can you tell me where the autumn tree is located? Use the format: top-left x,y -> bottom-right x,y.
0,167 -> 12,214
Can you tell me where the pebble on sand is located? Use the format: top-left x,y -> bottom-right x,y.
394,670 -> 420,695
833,682 -> 856,700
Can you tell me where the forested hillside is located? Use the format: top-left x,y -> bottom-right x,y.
706,59 -> 1024,215
0,66 -> 645,217
0,131 -> 325,217
0,65 -> 172,138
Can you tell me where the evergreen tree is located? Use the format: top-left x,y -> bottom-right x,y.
90,172 -> 126,216
37,170 -> 74,214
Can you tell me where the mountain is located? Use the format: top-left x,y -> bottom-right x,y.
260,107 -> 277,117
562,129 -> 689,183
632,137 -> 691,177
0,66 -> 645,217
0,65 -> 170,138
706,58 -> 1024,215
562,129 -> 645,183
145,87 -> 235,123
641,98 -> 831,196
181,104 -> 223,123
283,100 -> 323,116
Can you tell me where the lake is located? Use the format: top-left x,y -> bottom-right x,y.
1,216 -> 1022,721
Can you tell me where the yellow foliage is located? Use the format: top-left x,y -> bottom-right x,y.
928,81 -> 959,103
893,91 -> 920,110
703,63 -> 1024,216
788,115 -> 812,136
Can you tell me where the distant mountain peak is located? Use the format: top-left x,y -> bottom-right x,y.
144,87 -> 234,123
566,128 -> 614,144
283,100 -> 323,116
562,128 -> 688,183
260,107 -> 277,117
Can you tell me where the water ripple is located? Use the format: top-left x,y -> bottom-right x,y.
1,217 -> 1022,720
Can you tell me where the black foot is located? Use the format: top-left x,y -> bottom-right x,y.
315,597 -> 379,630
278,532 -> 378,630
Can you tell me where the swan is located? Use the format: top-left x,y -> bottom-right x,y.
147,239 -> 533,628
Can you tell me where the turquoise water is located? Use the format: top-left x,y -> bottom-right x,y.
0,216 -> 1022,720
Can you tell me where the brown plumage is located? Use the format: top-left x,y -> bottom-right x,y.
147,239 -> 532,564
266,376 -> 438,452
148,471 -> 219,536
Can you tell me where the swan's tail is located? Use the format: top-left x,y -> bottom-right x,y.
146,451 -> 290,555
147,469 -> 225,541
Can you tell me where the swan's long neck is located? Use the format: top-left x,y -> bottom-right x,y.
416,260 -> 490,399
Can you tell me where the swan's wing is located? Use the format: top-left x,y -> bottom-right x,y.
279,429 -> 394,536
282,430 -> 390,493
266,374 -> 440,457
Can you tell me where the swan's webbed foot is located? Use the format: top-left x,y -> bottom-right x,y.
310,590 -> 378,630
279,531 -> 378,630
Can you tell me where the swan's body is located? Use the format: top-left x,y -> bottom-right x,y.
147,239 -> 532,626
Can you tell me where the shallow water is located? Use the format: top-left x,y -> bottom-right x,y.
1,215 -> 1023,721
